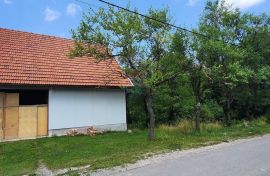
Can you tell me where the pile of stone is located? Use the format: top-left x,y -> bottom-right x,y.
87,126 -> 103,136
66,129 -> 80,136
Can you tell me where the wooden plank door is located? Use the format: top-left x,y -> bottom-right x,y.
4,93 -> 19,140
37,106 -> 48,136
4,107 -> 19,139
0,92 -> 4,139
18,107 -> 38,138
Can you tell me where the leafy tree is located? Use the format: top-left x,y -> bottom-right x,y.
235,13 -> 270,119
196,0 -> 253,126
70,6 -> 179,139
169,31 -> 207,131
152,32 -> 193,124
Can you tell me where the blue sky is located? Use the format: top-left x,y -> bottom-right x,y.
0,0 -> 269,38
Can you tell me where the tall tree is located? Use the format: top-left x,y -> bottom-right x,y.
170,32 -> 207,131
235,13 -> 270,119
70,6 -> 177,139
197,0 -> 253,126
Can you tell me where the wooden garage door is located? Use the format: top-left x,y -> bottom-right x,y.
0,92 -> 4,139
4,93 -> 19,140
18,106 -> 48,138
18,107 -> 38,138
0,92 -> 48,140
37,106 -> 48,136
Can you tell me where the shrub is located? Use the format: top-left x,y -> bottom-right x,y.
201,100 -> 223,122
250,116 -> 268,126
265,113 -> 270,124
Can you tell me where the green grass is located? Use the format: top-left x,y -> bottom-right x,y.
1,118 -> 270,175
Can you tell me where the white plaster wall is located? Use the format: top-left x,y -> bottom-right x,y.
48,88 -> 126,130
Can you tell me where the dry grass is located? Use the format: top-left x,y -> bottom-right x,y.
176,119 -> 195,134
201,122 -> 222,131
158,119 -> 222,134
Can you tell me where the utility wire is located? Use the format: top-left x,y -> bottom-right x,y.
76,0 -> 208,38
97,0 -> 209,39
76,0 -> 237,46
76,0 -> 101,9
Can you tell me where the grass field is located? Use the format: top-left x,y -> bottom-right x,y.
1,118 -> 270,175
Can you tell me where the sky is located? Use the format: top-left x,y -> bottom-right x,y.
0,0 -> 269,39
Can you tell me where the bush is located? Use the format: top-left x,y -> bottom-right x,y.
250,116 -> 268,126
201,100 -> 223,122
267,116 -> 270,124
265,110 -> 270,124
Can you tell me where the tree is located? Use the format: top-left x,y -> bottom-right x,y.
235,13 -> 270,119
197,0 -> 253,126
70,6 -> 178,140
169,32 -> 207,131
152,32 -> 190,125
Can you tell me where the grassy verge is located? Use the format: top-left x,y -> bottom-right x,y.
1,118 -> 270,175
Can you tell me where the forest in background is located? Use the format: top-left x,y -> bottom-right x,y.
71,0 -> 270,139
126,1 -> 270,127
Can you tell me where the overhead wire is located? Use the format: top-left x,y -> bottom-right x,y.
75,0 -> 239,47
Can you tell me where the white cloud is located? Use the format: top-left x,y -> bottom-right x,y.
3,0 -> 12,4
66,3 -> 81,16
187,0 -> 197,6
44,7 -> 60,22
223,0 -> 264,9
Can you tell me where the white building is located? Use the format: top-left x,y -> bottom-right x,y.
0,28 -> 133,140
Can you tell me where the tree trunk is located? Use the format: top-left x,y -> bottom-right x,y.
191,72 -> 202,132
245,108 -> 254,121
195,96 -> 201,131
223,99 -> 232,127
167,80 -> 177,124
145,88 -> 156,140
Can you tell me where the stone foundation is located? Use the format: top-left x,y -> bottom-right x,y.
48,123 -> 127,136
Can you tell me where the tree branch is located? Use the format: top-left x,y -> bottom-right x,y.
153,72 -> 181,87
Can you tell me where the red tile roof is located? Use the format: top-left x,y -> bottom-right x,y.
0,28 -> 133,88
